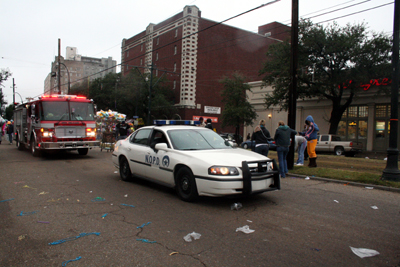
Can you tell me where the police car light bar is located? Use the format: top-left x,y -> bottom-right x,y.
154,120 -> 201,126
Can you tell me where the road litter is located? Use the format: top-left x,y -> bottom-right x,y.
136,238 -> 156,243
236,225 -> 255,234
231,202 -> 242,210
350,246 -> 380,258
371,206 -> 378,210
49,232 -> 100,245
22,185 -> 37,190
365,187 -> 374,190
14,181 -> 24,184
311,248 -> 321,251
18,235 -> 27,241
124,194 -> 128,197
137,222 -> 151,229
62,256 -> 82,267
121,203 -> 135,208
89,191 -> 92,193
365,157 -> 369,159
38,191 -> 49,195
0,198 -> 14,203
114,171 -> 118,173
91,197 -> 106,202
334,200 -> 339,203
384,157 -> 387,160
102,213 -> 108,219
37,221 -> 50,224
247,220 -> 252,223
18,211 -> 39,216
184,232 -> 202,242
169,252 -> 178,256
305,176 -> 310,180
47,198 -> 61,202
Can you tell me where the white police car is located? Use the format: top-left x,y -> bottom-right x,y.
112,120 -> 280,202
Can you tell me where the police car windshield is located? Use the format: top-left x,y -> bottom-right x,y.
168,129 -> 232,150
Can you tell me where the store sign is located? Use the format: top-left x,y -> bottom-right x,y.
204,106 -> 221,114
341,78 -> 392,91
193,116 -> 218,123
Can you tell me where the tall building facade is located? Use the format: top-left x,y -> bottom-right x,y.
44,47 -> 117,95
121,5 -> 290,132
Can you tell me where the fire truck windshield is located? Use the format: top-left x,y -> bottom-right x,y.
41,101 -> 95,121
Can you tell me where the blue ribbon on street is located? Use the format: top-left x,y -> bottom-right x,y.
62,256 -> 82,266
121,203 -> 135,208
48,232 -> 100,245
136,238 -> 156,243
17,211 -> 39,216
0,198 -> 14,203
137,222 -> 151,229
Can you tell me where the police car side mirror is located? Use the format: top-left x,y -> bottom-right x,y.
155,143 -> 168,151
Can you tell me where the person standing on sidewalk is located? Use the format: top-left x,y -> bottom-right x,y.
6,121 -> 14,145
300,115 -> 319,167
251,119 -> 271,157
295,135 -> 307,166
274,121 -> 297,178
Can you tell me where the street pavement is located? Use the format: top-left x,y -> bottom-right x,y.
0,142 -> 399,266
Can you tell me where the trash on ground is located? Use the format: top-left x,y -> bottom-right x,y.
121,203 -> 135,208
47,198 -> 61,202
91,197 -> 105,202
22,185 -> 37,190
18,211 -> 39,216
102,213 -> 108,219
350,246 -> 380,258
305,176 -> 310,180
184,232 -> 202,242
62,256 -> 82,267
48,232 -> 100,245
169,252 -> 178,256
136,238 -> 156,243
365,187 -> 374,190
371,206 -> 378,210
38,191 -> 49,195
236,225 -> 255,234
365,157 -> 369,159
0,198 -> 14,203
384,157 -> 387,161
231,202 -> 242,210
137,222 -> 151,229
14,181 -> 24,184
124,194 -> 128,197
247,220 -> 252,223
18,235 -> 27,241
37,221 -> 50,224
114,171 -> 118,173
334,200 -> 339,203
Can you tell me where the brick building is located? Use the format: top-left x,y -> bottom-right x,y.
121,5 -> 290,132
44,47 -> 117,95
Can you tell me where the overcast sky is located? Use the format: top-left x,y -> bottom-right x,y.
0,0 -> 395,104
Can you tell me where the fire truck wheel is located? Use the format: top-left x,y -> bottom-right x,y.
78,148 -> 89,155
16,135 -> 24,151
30,138 -> 41,157
119,156 -> 132,181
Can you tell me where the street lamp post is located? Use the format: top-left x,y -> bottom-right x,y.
57,62 -> 70,95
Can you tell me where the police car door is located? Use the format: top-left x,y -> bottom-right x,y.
126,128 -> 152,178
145,129 -> 174,187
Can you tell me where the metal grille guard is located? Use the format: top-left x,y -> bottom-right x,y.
241,159 -> 280,195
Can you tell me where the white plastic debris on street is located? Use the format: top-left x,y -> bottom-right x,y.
334,200 -> 339,203
305,176 -> 310,180
350,246 -> 380,258
183,232 -> 201,242
231,203 -> 242,210
236,225 -> 255,234
371,206 -> 378,210
365,187 -> 374,190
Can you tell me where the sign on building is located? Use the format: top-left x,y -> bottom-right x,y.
204,106 -> 221,114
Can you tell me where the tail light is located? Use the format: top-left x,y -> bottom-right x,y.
350,142 -> 353,147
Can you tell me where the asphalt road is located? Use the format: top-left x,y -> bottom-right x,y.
0,143 -> 399,267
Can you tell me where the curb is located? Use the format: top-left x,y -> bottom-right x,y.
287,173 -> 400,193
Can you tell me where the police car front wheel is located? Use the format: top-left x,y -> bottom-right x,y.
176,167 -> 198,202
120,157 -> 132,181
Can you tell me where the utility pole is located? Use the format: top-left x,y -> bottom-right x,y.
287,0 -> 299,169
382,0 -> 400,181
13,78 -> 15,105
58,38 -> 61,94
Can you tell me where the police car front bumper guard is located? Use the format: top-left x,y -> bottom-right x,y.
39,141 -> 100,149
241,159 -> 280,195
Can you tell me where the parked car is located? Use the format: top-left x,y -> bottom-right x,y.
241,139 -> 276,151
316,134 -> 363,156
219,133 -> 238,147
112,121 -> 280,202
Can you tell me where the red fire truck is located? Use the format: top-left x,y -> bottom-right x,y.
13,94 -> 100,156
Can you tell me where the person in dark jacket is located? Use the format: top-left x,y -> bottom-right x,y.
274,121 -> 297,178
299,115 -> 319,167
205,118 -> 213,130
251,119 -> 271,157
6,121 -> 14,145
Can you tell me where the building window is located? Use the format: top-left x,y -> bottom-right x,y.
157,37 -> 159,45
141,44 -> 143,51
173,80 -> 176,89
174,62 -> 176,72
174,45 -> 177,55
339,105 -> 368,142
140,59 -> 143,65
156,52 -> 158,61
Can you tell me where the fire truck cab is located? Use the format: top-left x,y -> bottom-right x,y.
13,94 -> 100,156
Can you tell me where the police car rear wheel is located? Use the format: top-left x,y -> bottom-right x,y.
120,157 -> 132,181
176,167 -> 198,202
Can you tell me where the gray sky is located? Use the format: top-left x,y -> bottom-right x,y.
0,0 -> 395,105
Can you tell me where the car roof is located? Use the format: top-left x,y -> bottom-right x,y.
140,125 -> 208,131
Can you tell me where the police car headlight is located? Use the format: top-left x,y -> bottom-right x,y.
208,166 -> 239,175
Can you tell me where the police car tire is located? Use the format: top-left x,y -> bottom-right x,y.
176,167 -> 198,202
120,157 -> 132,181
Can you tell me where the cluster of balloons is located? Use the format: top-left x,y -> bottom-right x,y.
96,110 -> 126,120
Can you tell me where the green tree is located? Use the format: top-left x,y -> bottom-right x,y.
260,20 -> 392,134
0,69 -> 12,116
5,104 -> 14,120
220,72 -> 257,143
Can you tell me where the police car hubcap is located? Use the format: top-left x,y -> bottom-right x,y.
182,179 -> 189,191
